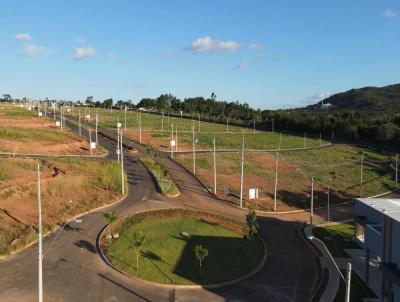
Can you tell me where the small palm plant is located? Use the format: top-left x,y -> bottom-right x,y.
103,210 -> 118,243
246,210 -> 259,240
194,244 -> 208,276
130,231 -> 146,270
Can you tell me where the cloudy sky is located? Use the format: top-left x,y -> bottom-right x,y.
1,0 -> 399,109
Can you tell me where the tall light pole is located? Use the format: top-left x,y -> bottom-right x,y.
198,113 -> 201,132
95,111 -> 98,145
226,117 -> 229,133
310,177 -> 314,226
120,130 -> 125,195
161,113 -> 164,131
78,109 -> 81,136
273,151 -> 279,212
139,115 -> 142,144
319,132 -> 322,146
360,154 -> 364,197
175,126 -> 178,152
89,127 -> 93,156
124,107 -> 127,131
60,106 -> 63,132
304,132 -> 306,149
239,132 -> 245,208
327,186 -> 330,223
308,236 -> 352,302
213,137 -> 217,195
37,164 -> 43,302
271,118 -> 274,133
192,124 -> 196,174
171,124 -> 174,158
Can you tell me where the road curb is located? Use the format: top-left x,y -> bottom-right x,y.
0,191 -> 128,262
96,207 -> 267,290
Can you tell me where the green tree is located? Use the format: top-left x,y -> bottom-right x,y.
103,210 -> 118,243
246,210 -> 259,240
130,231 -> 146,270
194,244 -> 208,276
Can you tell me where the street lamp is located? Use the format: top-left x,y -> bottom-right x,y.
308,235 -> 352,302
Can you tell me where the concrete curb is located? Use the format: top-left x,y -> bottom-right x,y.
96,207 -> 267,290
138,158 -> 181,198
0,191 -> 128,262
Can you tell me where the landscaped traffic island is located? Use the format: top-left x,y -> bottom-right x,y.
100,208 -> 265,286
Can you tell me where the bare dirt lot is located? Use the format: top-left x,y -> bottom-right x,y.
0,157 -> 123,256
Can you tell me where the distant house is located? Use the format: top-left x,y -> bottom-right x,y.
355,198 -> 400,301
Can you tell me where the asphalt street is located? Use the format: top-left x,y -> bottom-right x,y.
0,117 -> 322,302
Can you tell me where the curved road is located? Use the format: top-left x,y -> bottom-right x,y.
0,120 -> 322,302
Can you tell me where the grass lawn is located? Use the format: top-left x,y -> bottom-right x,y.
105,217 -> 264,285
334,270 -> 376,301
139,156 -> 179,196
0,126 -> 68,143
313,223 -> 359,258
175,144 -> 396,211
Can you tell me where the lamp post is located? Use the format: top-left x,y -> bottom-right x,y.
308,236 -> 352,302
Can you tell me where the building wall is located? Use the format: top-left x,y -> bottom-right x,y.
355,201 -> 384,225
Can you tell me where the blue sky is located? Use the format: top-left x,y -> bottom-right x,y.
1,1 -> 399,109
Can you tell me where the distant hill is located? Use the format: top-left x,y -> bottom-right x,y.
307,83 -> 400,115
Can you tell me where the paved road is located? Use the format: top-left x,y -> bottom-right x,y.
0,118 -> 324,302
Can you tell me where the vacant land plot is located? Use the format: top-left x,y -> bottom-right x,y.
175,145 -> 396,211
0,157 -> 124,256
0,104 -> 104,155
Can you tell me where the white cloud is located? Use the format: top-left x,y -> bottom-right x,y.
249,43 -> 262,49
15,33 -> 32,41
234,61 -> 248,70
163,49 -> 174,57
382,9 -> 398,18
24,44 -> 49,56
185,36 -> 239,54
73,47 -> 96,60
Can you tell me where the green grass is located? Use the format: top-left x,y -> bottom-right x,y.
140,157 -> 179,195
313,223 -> 359,258
92,108 -> 327,150
54,157 -> 126,192
0,104 -> 38,119
334,270 -> 376,301
0,127 -> 68,143
105,217 -> 264,285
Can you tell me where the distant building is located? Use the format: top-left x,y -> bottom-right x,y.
355,198 -> 400,302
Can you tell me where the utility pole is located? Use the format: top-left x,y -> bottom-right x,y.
396,153 -> 398,187
226,117 -> 229,133
124,107 -> 127,131
192,124 -> 196,174
239,132 -> 244,208
345,263 -> 352,302
279,133 -> 282,150
78,109 -> 82,135
171,124 -> 174,158
95,111 -> 98,145
274,151 -> 279,212
37,164 -> 43,302
120,130 -> 124,195
60,106 -> 63,132
198,114 -> 201,132
272,118 -> 274,133
319,132 -> 322,146
139,115 -> 142,144
360,154 -> 364,197
53,105 -> 55,120
331,130 -> 334,142
213,137 -> 217,195
175,126 -> 178,152
327,186 -> 330,223
89,127 -> 93,156
162,113 -> 164,131
253,119 -> 256,133
310,177 -> 314,226
304,132 -> 306,149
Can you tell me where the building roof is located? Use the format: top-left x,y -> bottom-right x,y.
357,198 -> 400,222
